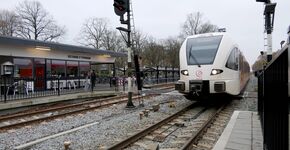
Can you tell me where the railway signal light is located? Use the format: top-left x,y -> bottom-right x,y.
113,0 -> 128,16
256,0 -> 270,3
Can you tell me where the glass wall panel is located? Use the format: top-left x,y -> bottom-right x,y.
34,58 -> 45,90
51,60 -> 65,77
46,59 -> 51,78
67,61 -> 79,77
14,58 -> 33,78
79,62 -> 90,77
34,58 -> 45,78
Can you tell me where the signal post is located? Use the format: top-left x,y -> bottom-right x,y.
113,0 -> 134,108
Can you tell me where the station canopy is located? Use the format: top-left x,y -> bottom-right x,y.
0,35 -> 127,57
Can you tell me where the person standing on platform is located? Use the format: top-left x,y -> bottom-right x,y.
84,71 -> 90,91
90,70 -> 96,92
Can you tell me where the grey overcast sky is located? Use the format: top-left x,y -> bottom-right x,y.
1,0 -> 290,66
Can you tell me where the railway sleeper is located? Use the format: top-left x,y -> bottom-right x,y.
212,122 -> 225,127
178,116 -> 192,121
198,137 -> 217,148
177,133 -> 192,137
204,133 -> 219,138
216,115 -> 230,120
133,141 -> 150,149
174,121 -> 185,127
144,135 -> 155,140
153,133 -> 167,142
202,136 -> 216,142
206,127 -> 223,133
197,141 -> 213,150
159,147 -> 180,150
206,131 -> 220,137
2,121 -> 11,125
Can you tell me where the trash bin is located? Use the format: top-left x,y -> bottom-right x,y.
112,77 -> 116,86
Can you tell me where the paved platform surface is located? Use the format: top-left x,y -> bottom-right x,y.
0,82 -> 175,111
0,90 -> 119,111
213,111 -> 263,150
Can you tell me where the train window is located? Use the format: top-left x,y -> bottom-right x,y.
186,35 -> 222,65
226,48 -> 239,70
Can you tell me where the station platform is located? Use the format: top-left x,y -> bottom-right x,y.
0,90 -> 119,112
213,111 -> 263,150
0,82 -> 176,112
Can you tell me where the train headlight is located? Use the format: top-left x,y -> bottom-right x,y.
181,70 -> 189,76
211,69 -> 223,75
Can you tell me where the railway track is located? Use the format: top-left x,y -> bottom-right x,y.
106,100 -> 230,150
0,85 -> 175,131
0,95 -> 147,130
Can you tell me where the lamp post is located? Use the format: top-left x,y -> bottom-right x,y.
256,0 -> 276,62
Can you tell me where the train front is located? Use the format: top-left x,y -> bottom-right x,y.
175,33 -> 225,99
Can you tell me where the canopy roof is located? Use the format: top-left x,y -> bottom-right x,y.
0,36 -> 127,57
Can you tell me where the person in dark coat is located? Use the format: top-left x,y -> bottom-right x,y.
90,70 -> 96,91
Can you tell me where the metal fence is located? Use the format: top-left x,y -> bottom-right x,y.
257,46 -> 289,150
143,77 -> 179,85
0,76 -> 112,102
111,76 -> 179,92
0,75 -> 179,102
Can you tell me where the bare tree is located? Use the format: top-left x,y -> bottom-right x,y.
78,17 -> 109,49
163,37 -> 181,68
132,29 -> 147,54
142,37 -> 164,67
0,10 -> 19,36
102,29 -> 124,51
15,0 -> 65,41
78,17 -> 127,52
199,22 -> 218,34
181,12 -> 218,38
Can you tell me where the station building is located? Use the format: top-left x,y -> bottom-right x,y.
0,35 -> 126,90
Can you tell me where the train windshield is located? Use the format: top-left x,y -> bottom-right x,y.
186,35 -> 222,65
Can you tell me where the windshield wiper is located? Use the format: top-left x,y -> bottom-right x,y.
189,47 -> 201,67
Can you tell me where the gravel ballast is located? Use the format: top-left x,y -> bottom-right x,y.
0,77 -> 258,150
0,95 -> 192,150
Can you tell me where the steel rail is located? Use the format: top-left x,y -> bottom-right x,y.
107,102 -> 199,150
0,94 -> 156,130
181,104 -> 226,150
0,85 -> 173,121
0,95 -> 128,121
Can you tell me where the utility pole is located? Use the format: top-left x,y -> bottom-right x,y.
113,0 -> 134,108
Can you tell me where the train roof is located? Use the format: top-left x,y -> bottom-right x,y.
186,32 -> 227,39
185,32 -> 239,50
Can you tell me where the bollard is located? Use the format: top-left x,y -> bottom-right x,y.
139,112 -> 144,120
143,110 -> 149,117
145,109 -> 150,117
64,141 -> 71,150
98,145 -> 106,150
152,103 -> 160,112
168,102 -> 176,108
